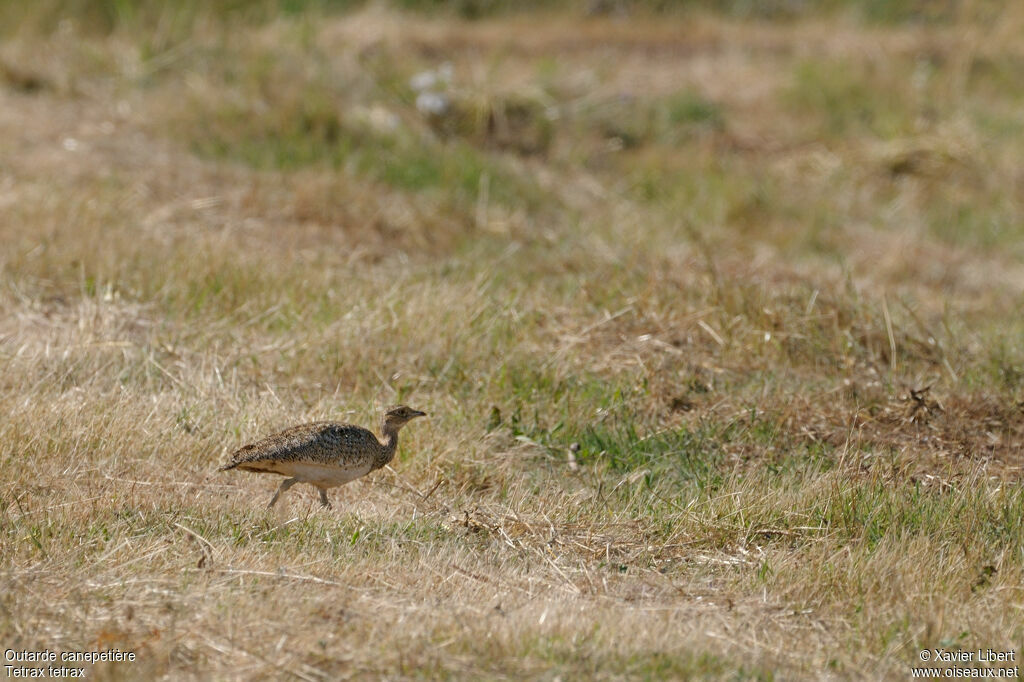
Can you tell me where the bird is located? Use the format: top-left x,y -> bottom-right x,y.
220,405 -> 427,509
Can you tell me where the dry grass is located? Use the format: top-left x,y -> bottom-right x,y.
2,3 -> 1024,679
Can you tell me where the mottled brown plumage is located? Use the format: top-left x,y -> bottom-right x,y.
221,405 -> 426,508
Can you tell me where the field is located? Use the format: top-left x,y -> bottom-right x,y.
2,1 -> 1023,679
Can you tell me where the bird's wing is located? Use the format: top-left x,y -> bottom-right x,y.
220,422 -> 347,470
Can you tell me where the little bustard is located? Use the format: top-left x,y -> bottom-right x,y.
220,405 -> 426,508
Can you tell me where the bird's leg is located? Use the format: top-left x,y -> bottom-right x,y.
318,489 -> 332,509
267,477 -> 298,508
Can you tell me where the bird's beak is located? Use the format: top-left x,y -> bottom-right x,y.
413,410 -> 427,418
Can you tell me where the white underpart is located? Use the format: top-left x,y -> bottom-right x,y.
291,462 -> 374,488
247,461 -> 374,489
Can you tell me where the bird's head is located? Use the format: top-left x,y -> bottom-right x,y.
382,405 -> 427,431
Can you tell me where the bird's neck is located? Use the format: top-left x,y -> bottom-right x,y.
375,423 -> 400,469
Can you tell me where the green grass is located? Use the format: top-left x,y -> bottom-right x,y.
187,86 -> 546,214
926,194 -> 1024,252
788,59 -> 916,138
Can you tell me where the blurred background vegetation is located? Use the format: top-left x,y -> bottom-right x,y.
0,0 -> 1014,36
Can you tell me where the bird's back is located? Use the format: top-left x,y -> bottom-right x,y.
221,421 -> 383,472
